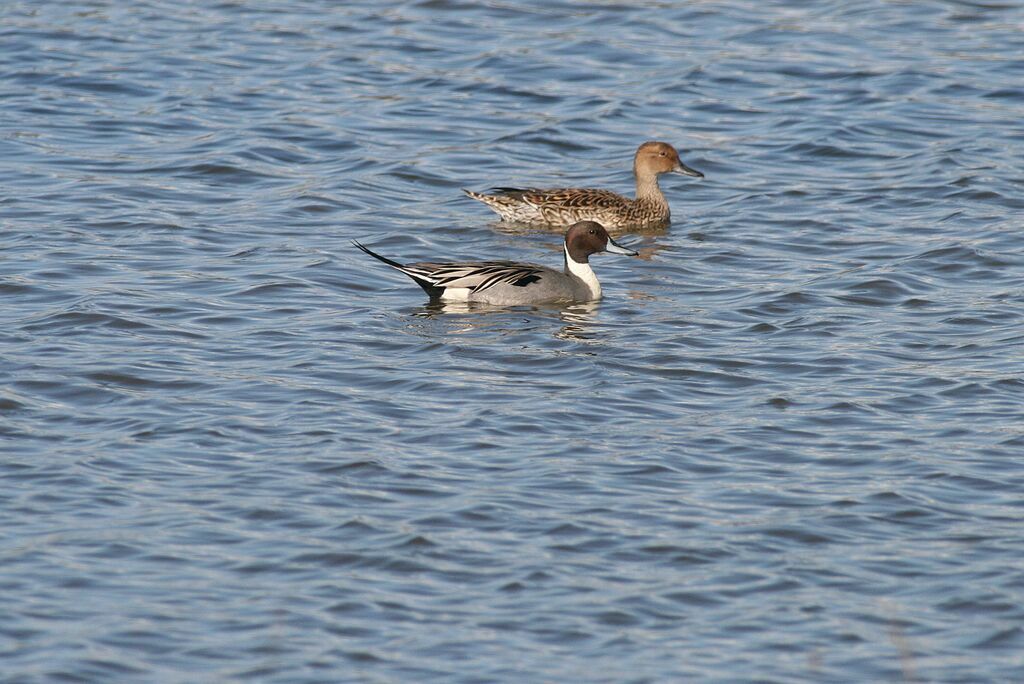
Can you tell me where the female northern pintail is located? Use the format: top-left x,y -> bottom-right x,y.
354,221 -> 638,305
464,141 -> 703,229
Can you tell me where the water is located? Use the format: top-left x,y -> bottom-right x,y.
3,1 -> 1024,681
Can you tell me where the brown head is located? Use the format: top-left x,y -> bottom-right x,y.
564,221 -> 639,264
633,141 -> 703,179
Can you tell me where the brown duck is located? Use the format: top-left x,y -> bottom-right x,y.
464,141 -> 703,229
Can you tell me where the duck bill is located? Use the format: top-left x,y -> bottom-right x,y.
674,161 -> 704,178
605,237 -> 639,256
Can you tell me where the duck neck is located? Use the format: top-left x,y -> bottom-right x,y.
564,245 -> 601,299
634,168 -> 667,208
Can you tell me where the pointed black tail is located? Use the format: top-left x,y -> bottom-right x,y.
352,240 -> 406,270
352,240 -> 444,298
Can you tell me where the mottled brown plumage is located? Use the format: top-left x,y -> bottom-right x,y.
464,141 -> 703,229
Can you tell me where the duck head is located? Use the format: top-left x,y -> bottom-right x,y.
565,221 -> 639,264
634,141 -> 703,178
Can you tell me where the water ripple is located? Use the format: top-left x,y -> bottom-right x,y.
2,0 -> 1023,682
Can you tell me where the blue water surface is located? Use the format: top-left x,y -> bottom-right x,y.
2,1 -> 1024,681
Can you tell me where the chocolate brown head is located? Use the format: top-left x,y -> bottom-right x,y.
564,221 -> 639,263
634,141 -> 703,178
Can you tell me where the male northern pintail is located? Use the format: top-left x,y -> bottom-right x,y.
353,221 -> 638,305
463,141 -> 703,229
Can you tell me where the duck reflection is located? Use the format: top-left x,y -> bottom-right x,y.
553,300 -> 601,342
409,299 -> 603,342
487,224 -> 673,266
487,218 -> 671,240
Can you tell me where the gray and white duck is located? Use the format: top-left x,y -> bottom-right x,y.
354,221 -> 638,305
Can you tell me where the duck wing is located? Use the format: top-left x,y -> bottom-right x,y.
405,260 -> 545,292
492,187 -> 630,210
355,241 -> 547,295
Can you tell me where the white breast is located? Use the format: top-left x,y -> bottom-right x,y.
564,245 -> 601,299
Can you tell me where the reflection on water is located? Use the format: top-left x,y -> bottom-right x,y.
412,299 -> 603,342
555,301 -> 602,342
488,217 -> 673,239
413,300 -> 515,317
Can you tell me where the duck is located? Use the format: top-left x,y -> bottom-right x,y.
353,221 -> 638,305
463,141 -> 703,229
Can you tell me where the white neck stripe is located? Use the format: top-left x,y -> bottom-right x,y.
564,244 -> 601,299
